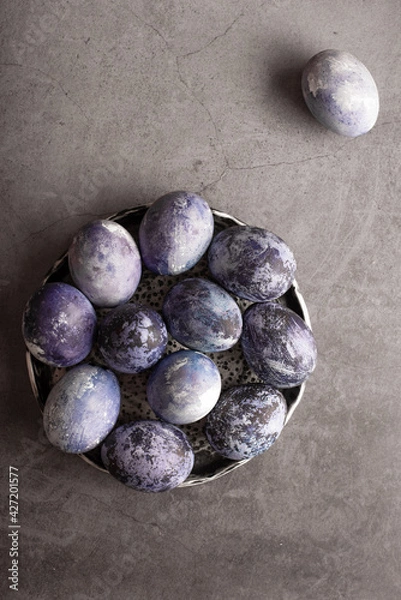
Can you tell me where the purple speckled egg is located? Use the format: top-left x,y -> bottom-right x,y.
205,384 -> 287,460
138,191 -> 214,275
43,364 -> 121,453
241,302 -> 317,388
97,303 -> 168,374
162,277 -> 243,353
301,49 -> 379,137
68,220 -> 142,307
101,420 -> 194,492
208,225 -> 296,302
147,349 -> 222,425
22,282 -> 97,367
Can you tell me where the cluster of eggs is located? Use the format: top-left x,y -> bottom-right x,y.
23,192 -> 317,492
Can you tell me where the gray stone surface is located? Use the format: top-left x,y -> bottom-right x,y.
1,1 -> 401,599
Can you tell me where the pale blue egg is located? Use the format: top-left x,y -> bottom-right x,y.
43,364 -> 121,453
146,350 -> 222,425
302,49 -> 379,137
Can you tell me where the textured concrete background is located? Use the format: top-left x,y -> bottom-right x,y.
1,1 -> 401,599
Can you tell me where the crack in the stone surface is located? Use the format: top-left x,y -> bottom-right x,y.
226,141 -> 353,171
5,212 -> 101,251
175,55 -> 228,158
0,62 -> 90,122
115,7 -> 241,180
120,5 -> 171,50
199,169 -> 229,193
177,12 -> 244,59
199,140 -> 352,192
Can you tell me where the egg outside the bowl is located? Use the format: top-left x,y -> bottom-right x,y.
301,49 -> 379,137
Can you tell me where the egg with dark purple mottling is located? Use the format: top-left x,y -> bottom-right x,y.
241,302 -> 317,388
301,49 -> 379,137
208,225 -> 296,302
43,364 -> 121,453
97,303 -> 168,374
205,384 -> 287,460
147,349 -> 222,425
138,191 -> 214,275
22,282 -> 97,367
68,219 -> 142,308
101,420 -> 194,492
162,277 -> 243,353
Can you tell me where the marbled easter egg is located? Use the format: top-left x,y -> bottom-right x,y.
147,349 -> 222,425
101,420 -> 194,492
241,302 -> 317,388
97,303 -> 168,374
68,219 -> 142,308
208,225 -> 296,302
162,277 -> 243,353
205,384 -> 287,460
138,191 -> 214,275
22,282 -> 97,367
43,364 -> 121,453
301,49 -> 379,137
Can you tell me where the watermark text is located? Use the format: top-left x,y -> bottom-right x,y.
8,467 -> 19,592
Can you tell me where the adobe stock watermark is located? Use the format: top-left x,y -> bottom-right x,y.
7,467 -> 20,592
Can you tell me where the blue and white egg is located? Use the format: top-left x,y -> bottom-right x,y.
241,302 -> 317,388
68,219 -> 142,308
43,364 -> 121,453
138,191 -> 214,275
208,225 -> 296,302
146,349 -> 222,425
22,282 -> 97,367
205,384 -> 287,460
302,49 -> 379,137
97,302 -> 168,374
101,420 -> 194,492
162,277 -> 243,353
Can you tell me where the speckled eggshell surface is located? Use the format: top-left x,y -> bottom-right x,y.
138,191 -> 214,275
241,302 -> 317,388
68,219 -> 142,307
146,349 -> 222,425
208,225 -> 296,302
301,49 -> 379,137
43,364 -> 121,453
97,303 -> 168,374
162,277 -> 243,353
22,282 -> 97,367
205,384 -> 287,460
101,420 -> 195,492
